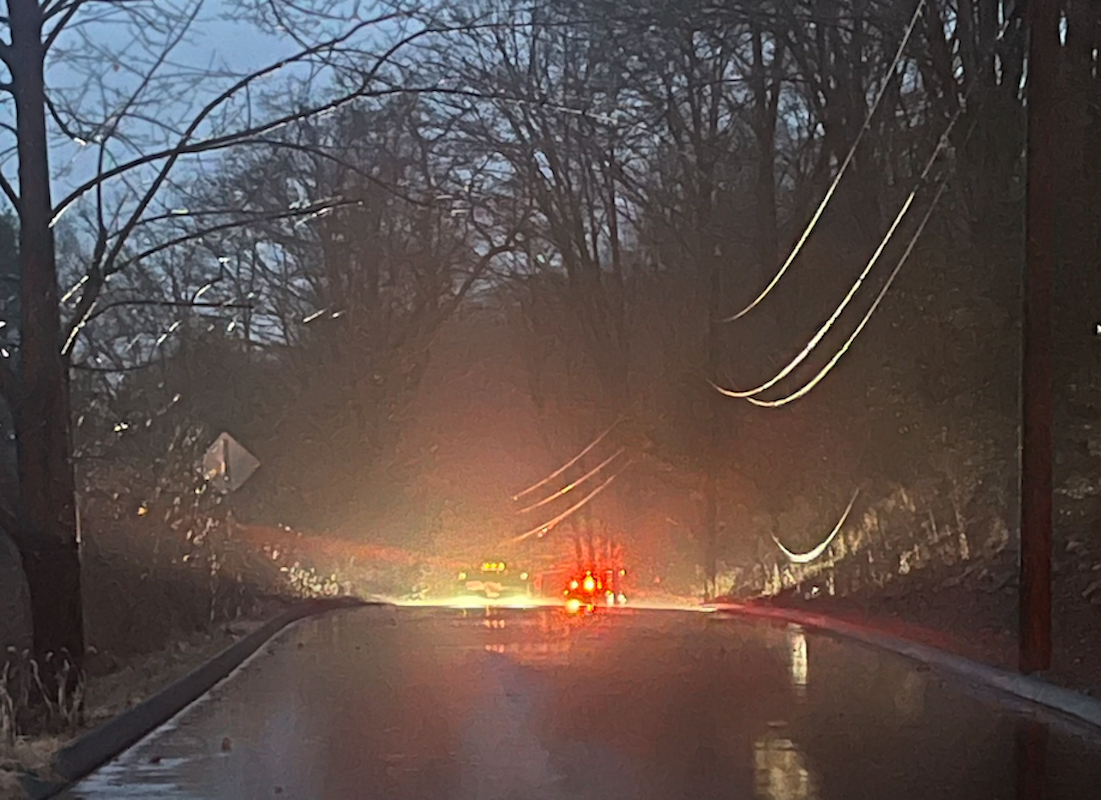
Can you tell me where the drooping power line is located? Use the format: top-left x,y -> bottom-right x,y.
771,489 -> 860,563
510,417 -> 621,501
717,0 -> 927,323
744,175 -> 951,408
712,113 -> 960,399
713,8 -> 1014,407
516,447 -> 626,513
507,461 -> 632,544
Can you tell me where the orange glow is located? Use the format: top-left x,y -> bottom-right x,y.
565,598 -> 582,614
569,580 -> 580,590
582,575 -> 596,593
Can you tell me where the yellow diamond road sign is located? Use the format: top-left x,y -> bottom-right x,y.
203,432 -> 259,493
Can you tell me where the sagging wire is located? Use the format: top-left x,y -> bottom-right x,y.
712,110 -> 962,400
771,488 -> 860,564
516,447 -> 626,514
745,172 -> 952,409
714,5 -> 1016,408
510,417 -> 622,501
717,0 -> 927,323
507,461 -> 632,544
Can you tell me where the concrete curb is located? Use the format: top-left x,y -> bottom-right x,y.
706,602 -> 1101,733
24,595 -> 376,800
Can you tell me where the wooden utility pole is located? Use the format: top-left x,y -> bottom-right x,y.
704,249 -> 721,602
1019,0 -> 1058,674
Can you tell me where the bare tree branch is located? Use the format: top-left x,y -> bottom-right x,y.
0,170 -> 19,210
51,10 -> 414,224
114,195 -> 371,271
43,0 -> 87,53
82,298 -> 254,326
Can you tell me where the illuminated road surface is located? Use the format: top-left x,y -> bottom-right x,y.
59,605 -> 1101,800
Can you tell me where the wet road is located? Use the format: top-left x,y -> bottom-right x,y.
60,605 -> 1101,799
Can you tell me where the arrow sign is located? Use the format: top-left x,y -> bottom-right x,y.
202,432 -> 260,493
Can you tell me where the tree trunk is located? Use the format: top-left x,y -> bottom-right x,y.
703,455 -> 718,601
750,23 -> 781,323
9,0 -> 85,715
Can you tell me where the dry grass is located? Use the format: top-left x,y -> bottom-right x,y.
0,502 -> 302,798
81,618 -> 267,727
0,614 -> 274,800
0,734 -> 65,799
83,616 -> 268,730
0,426 -> 344,797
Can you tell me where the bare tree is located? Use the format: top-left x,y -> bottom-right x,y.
0,0 -> 448,718
438,0 -> 640,417
73,91 -> 522,534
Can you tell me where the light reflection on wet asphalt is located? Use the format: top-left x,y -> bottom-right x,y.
58,605 -> 1101,799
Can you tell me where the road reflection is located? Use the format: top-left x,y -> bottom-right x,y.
754,722 -> 819,800
58,607 -> 1101,800
474,605 -> 577,664
756,625 -> 817,799
1016,720 -> 1048,800
788,626 -> 809,701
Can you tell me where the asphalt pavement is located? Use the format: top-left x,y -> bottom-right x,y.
56,604 -> 1101,800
